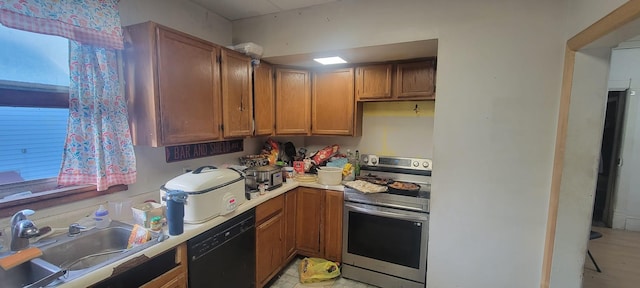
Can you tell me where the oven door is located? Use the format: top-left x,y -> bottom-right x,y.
342,201 -> 429,283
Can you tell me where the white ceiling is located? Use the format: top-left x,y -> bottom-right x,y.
262,39 -> 439,67
191,0 -> 339,21
190,0 -> 438,67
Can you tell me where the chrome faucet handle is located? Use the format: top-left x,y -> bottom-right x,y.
11,209 -> 35,227
18,221 -> 39,238
68,223 -> 86,236
10,209 -> 39,251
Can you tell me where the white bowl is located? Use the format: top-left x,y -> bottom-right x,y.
317,167 -> 343,185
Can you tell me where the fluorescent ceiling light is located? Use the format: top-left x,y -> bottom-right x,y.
313,56 -> 347,65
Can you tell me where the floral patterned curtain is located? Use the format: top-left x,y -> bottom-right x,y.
1,0 -> 136,190
0,0 -> 123,49
58,41 -> 136,191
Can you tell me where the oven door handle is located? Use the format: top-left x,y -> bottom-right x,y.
345,203 -> 428,222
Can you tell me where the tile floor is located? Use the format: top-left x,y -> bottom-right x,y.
267,258 -> 378,288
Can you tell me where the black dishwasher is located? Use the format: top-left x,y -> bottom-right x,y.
188,208 -> 255,288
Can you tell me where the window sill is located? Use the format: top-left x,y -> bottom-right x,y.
0,184 -> 127,218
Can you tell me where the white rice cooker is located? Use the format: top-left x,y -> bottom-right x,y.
160,166 -> 246,224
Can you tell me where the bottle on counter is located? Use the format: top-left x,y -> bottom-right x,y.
354,150 -> 361,177
94,204 -> 111,229
150,216 -> 163,232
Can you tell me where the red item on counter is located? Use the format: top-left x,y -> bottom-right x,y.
312,145 -> 339,165
293,161 -> 305,174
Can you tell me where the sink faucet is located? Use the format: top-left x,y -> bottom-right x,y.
68,223 -> 86,237
10,209 -> 39,251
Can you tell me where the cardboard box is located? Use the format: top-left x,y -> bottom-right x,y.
132,202 -> 165,228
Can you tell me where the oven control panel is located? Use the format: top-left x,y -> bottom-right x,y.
360,154 -> 432,172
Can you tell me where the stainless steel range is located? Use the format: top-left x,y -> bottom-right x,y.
342,154 -> 431,288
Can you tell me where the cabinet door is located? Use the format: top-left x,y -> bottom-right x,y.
355,64 -> 392,100
156,27 -> 221,145
395,60 -> 436,99
253,62 -> 275,136
275,68 -> 311,135
256,212 -> 284,288
283,188 -> 298,261
311,68 -> 355,135
324,190 -> 344,262
137,243 -> 187,288
140,269 -> 186,288
295,187 -> 323,257
221,49 -> 253,138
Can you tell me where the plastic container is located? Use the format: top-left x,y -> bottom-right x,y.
317,167 -> 343,185
94,205 -> 111,229
150,216 -> 163,232
230,42 -> 264,58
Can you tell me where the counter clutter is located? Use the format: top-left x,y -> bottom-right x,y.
52,180 -> 343,288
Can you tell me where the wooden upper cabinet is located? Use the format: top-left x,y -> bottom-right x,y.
355,59 -> 436,102
253,62 -> 275,136
311,68 -> 355,136
355,64 -> 392,100
275,68 -> 311,135
221,49 -> 253,138
124,22 -> 221,146
395,60 -> 436,99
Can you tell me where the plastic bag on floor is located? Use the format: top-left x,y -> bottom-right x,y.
298,257 -> 341,284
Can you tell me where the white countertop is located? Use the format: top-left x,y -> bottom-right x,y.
57,180 -> 342,287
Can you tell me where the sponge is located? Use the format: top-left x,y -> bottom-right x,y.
0,247 -> 43,270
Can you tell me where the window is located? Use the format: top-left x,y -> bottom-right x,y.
0,24 -> 68,193
0,25 -> 124,214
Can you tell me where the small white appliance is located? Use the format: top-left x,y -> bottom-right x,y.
160,166 -> 245,224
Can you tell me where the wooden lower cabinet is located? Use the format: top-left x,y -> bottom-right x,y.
256,195 -> 285,288
324,190 -> 344,263
137,243 -> 188,288
254,187 -> 343,287
295,187 -> 324,257
284,189 -> 298,262
256,211 -> 285,288
140,268 -> 186,288
295,187 -> 344,262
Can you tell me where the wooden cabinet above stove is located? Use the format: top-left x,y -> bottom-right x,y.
356,59 -> 436,101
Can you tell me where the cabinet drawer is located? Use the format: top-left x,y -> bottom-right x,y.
256,195 -> 284,224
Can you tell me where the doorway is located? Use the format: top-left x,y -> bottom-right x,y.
593,90 -> 627,227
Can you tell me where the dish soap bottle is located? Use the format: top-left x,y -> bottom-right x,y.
94,204 -> 111,229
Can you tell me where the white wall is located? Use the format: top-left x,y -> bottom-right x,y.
549,48 -> 611,288
608,47 -> 640,231
549,2 -> 640,287
305,101 -> 435,159
119,0 -> 232,45
234,1 -> 566,287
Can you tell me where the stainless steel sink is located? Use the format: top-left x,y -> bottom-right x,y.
0,258 -> 65,288
0,221 -> 161,286
41,226 -> 133,270
37,221 -> 161,283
